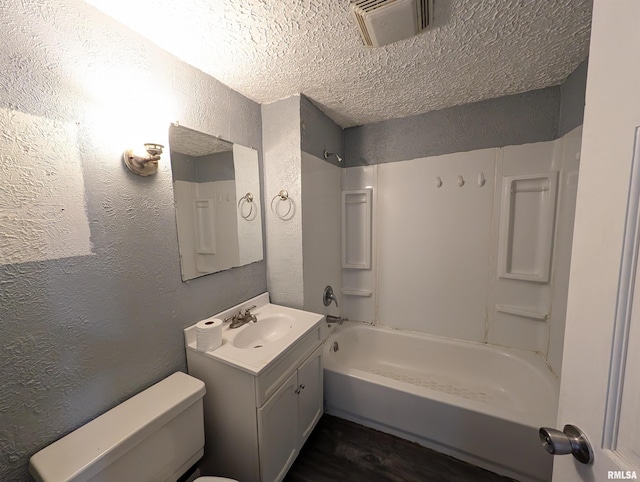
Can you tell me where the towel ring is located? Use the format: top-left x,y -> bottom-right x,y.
271,189 -> 293,219
238,192 -> 254,220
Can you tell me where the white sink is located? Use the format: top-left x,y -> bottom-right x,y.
231,314 -> 294,349
184,293 -> 324,374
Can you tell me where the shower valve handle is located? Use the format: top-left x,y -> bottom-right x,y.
323,285 -> 339,307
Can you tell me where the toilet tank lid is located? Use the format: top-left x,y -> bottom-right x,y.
29,372 -> 205,482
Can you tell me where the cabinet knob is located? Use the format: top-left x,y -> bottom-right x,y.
300,384 -> 305,390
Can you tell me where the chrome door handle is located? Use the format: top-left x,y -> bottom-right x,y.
539,425 -> 594,464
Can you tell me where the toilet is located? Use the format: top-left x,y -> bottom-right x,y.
29,372 -> 237,482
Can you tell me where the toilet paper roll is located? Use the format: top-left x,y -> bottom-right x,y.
195,317 -> 223,352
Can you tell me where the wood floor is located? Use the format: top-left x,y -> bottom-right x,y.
284,415 -> 517,482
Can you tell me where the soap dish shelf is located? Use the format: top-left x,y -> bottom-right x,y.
341,288 -> 372,297
495,304 -> 549,321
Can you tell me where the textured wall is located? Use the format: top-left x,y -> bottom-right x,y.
0,1 -> 265,480
344,87 -> 561,166
264,95 -> 343,310
262,96 -> 304,308
0,110 -> 93,265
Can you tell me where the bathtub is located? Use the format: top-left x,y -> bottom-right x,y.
323,322 -> 559,482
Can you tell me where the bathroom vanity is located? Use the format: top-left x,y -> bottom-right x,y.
184,294 -> 324,482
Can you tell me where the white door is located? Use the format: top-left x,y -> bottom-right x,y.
553,1 -> 640,480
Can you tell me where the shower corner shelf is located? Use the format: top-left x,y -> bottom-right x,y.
495,304 -> 549,321
341,188 -> 372,270
341,288 -> 372,297
497,171 -> 559,283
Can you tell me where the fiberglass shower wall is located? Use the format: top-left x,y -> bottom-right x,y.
340,127 -> 581,376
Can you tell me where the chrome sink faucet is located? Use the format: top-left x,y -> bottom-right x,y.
225,305 -> 257,329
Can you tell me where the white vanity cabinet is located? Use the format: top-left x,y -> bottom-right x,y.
186,323 -> 323,482
258,347 -> 323,482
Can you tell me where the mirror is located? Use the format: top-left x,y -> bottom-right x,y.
169,124 -> 263,281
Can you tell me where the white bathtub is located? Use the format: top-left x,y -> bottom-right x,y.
323,322 -> 559,482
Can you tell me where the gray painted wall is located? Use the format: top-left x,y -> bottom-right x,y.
0,2 -> 265,481
300,94 -> 344,166
344,87 -> 561,166
171,151 -> 236,182
344,60 -> 588,167
170,151 -> 198,182
197,151 -> 236,182
559,59 -> 589,137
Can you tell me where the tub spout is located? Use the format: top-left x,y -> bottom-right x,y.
326,315 -> 347,325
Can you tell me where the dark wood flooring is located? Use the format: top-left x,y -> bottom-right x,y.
284,415 -> 517,482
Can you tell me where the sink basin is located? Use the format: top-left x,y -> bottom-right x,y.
231,314 -> 294,349
185,293 -> 325,374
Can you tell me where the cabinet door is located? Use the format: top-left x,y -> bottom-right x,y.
297,346 -> 323,445
257,371 -> 298,482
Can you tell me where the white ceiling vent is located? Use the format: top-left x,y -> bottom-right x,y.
350,0 -> 434,47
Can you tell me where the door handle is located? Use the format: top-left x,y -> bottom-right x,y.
539,425 -> 594,464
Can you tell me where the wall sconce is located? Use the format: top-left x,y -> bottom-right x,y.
123,143 -> 164,176
323,150 -> 343,163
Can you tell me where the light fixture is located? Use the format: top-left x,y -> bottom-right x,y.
123,143 -> 164,176
323,150 -> 343,163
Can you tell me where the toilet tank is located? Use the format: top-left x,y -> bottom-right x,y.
29,372 -> 206,482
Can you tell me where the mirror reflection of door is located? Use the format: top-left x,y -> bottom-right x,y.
169,124 -> 263,281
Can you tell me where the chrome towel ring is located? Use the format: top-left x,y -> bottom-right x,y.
238,192 -> 255,220
271,189 -> 294,220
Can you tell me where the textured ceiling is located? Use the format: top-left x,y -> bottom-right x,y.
169,124 -> 233,157
87,0 -> 592,128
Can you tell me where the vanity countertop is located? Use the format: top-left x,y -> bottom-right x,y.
184,293 -> 324,375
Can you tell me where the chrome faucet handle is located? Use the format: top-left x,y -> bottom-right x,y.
243,305 -> 258,323
224,309 -> 243,322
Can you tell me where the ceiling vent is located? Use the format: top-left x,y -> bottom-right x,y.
350,0 -> 434,47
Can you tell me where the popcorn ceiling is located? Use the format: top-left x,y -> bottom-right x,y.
87,0 -> 592,127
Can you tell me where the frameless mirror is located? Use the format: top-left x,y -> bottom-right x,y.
169,124 -> 263,281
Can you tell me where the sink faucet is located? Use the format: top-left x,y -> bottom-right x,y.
225,305 -> 257,329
